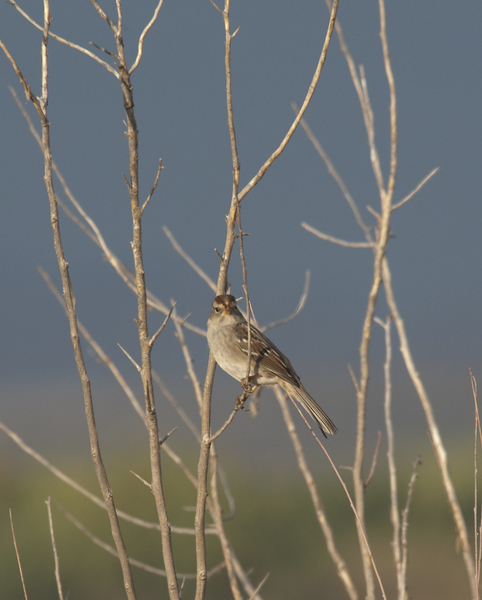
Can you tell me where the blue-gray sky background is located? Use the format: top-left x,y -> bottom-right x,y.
1,1 -> 481,463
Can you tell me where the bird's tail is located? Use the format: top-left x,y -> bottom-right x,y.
287,384 -> 337,437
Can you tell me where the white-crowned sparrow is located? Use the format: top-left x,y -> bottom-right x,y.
207,294 -> 337,436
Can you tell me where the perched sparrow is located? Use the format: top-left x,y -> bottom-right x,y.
207,294 -> 337,436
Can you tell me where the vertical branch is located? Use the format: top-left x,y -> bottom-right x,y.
352,199 -> 391,600
195,3 -> 240,598
471,372 -> 482,594
350,2 -> 397,596
10,510 -> 29,600
195,2 -> 340,597
45,7 -> 140,598
376,316 -> 406,600
2,8 -> 139,599
238,0 -> 340,201
400,457 -> 421,588
110,6 -> 180,598
378,0 -> 397,201
209,448 -> 244,600
46,498 -> 64,600
275,388 -> 359,600
382,257 -> 476,598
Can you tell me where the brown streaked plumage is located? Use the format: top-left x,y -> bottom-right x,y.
207,294 -> 337,437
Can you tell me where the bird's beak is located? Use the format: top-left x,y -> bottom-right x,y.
223,307 -> 231,315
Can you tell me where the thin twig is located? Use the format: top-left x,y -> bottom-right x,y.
293,102 -> 370,237
38,266 -> 146,421
288,397 -> 387,600
301,223 -> 373,248
163,226 -> 217,292
149,301 -> 175,348
276,388 -> 359,600
392,167 -> 440,211
46,498 -> 64,600
364,431 -> 382,489
118,343 -> 142,372
263,271 -> 311,332
10,510 -> 29,600
209,447 -> 243,600
376,314 -> 407,600
400,456 -> 422,590
129,0 -> 165,74
208,403 -> 242,443
141,158 -> 164,214
247,573 -> 270,600
471,370 -> 482,592
172,305 -> 204,408
89,41 -> 119,59
91,0 -> 117,32
237,0 -> 340,202
153,371 -> 201,442
54,500 -> 221,579
383,255 -> 476,597
6,1 -> 119,77
237,204 -> 253,387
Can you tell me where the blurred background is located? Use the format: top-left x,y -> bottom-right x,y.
0,1 -> 481,598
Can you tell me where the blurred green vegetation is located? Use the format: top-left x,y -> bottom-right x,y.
0,432 -> 479,599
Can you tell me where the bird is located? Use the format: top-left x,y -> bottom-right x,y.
207,293 -> 337,437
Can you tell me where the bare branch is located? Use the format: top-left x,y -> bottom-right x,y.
0,40 -> 42,114
46,498 -> 64,600
153,370 -> 201,442
159,427 -> 178,446
12,8 -> 139,593
392,167 -> 440,211
118,343 -> 142,372
376,314 -> 407,599
471,370 -> 482,592
0,418 -> 209,535
141,159 -> 164,213
209,447 -> 244,600
400,457 -> 422,593
54,500 -> 220,579
247,573 -> 270,600
163,226 -> 217,292
172,305 -> 204,408
347,364 -> 360,394
276,388 -> 359,600
364,431 -> 382,489
379,0 -> 398,202
7,1 -> 119,77
129,0 -> 165,74
263,271 -> 311,332
301,223 -> 373,248
293,102 -> 371,237
208,0 -> 223,14
288,397 -> 387,600
90,0 -> 117,33
89,41 -> 119,60
383,255 -> 476,595
208,404 -> 242,443
149,301 -> 175,348
10,510 -> 29,600
238,0 -> 340,202
130,470 -> 152,489
39,266 -> 146,421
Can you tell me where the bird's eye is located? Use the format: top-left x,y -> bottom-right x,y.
214,306 -> 221,313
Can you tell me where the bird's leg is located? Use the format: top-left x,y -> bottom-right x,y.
236,375 -> 260,409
